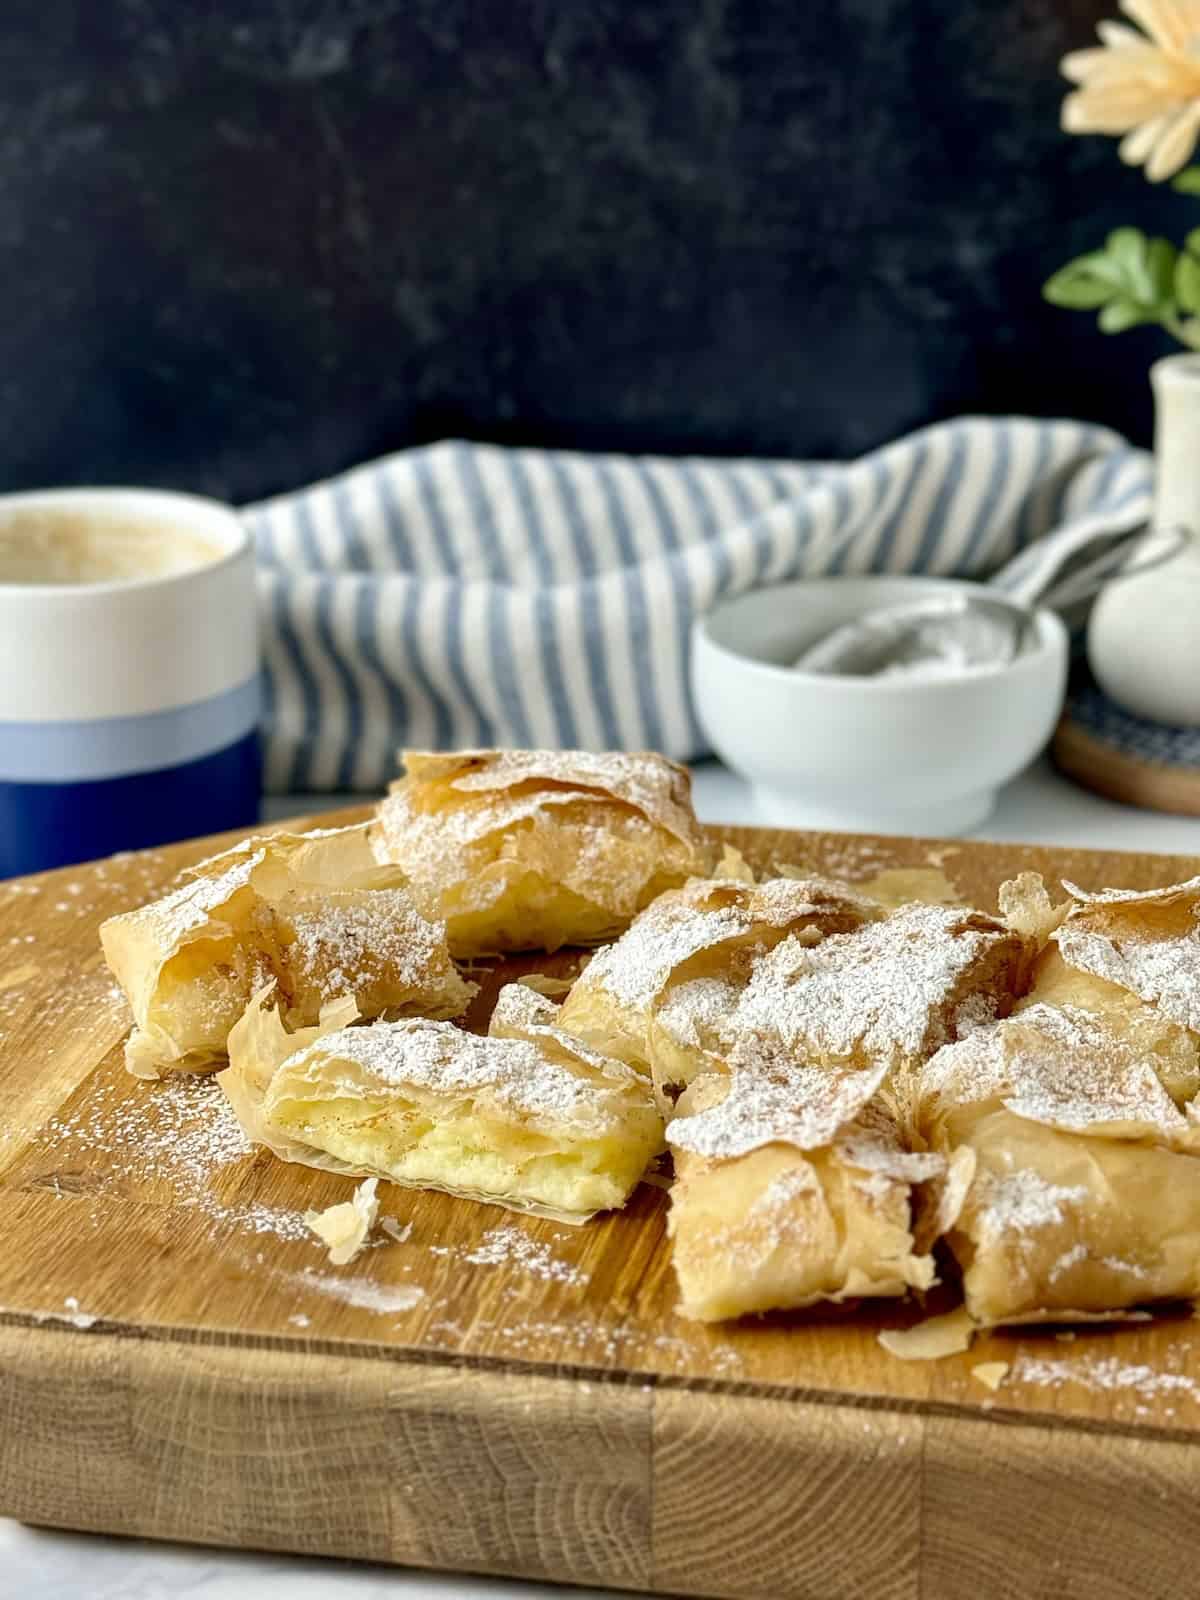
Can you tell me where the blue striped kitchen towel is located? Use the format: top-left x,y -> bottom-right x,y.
244,416 -> 1153,793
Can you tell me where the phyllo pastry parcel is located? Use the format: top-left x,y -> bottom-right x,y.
729,903 -> 1027,1129
558,873 -> 879,1098
667,1051 -> 941,1322
220,982 -> 663,1223
370,748 -> 711,956
101,825 -> 473,1080
917,1001 -> 1200,1325
663,900 -> 1027,1321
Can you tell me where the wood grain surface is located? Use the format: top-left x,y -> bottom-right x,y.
3,813 -> 1200,1598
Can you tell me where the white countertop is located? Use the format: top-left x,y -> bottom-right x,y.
6,756 -> 1198,1599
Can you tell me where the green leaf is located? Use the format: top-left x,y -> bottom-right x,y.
1184,227 -> 1200,260
1107,226 -> 1147,271
1177,254 -> 1200,314
1069,249 -> 1127,288
1043,263 -> 1116,309
1174,166 -> 1200,194
1098,298 -> 1153,332
1147,237 -> 1179,302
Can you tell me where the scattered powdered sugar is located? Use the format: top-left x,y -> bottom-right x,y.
579,875 -> 874,1016
953,992 -> 998,1038
1013,1352 -> 1200,1411
1062,876 -> 1200,906
669,1055 -> 890,1160
288,1313 -> 311,1328
463,1313 -> 743,1375
295,1271 -> 425,1315
306,1019 -> 636,1133
461,1224 -> 588,1287
107,848 -> 263,950
655,976 -> 741,1048
577,893 -> 751,1014
731,903 -> 1018,1067
33,1072 -> 311,1244
972,1169 -> 1089,1246
1049,1242 -> 1089,1282
921,1004 -> 1186,1137
423,747 -> 699,844
1056,911 -> 1200,1033
282,888 -> 445,1000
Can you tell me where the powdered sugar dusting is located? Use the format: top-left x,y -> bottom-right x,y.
1012,1352 -> 1200,1415
579,875 -> 875,1016
668,1055 -> 890,1160
294,1018 -> 641,1134
732,904 -> 1019,1067
409,747 -> 700,844
32,1072 -> 311,1244
973,1169 -> 1088,1246
281,888 -> 446,1001
112,849 -> 262,949
462,1223 -> 588,1287
921,1004 -> 1186,1137
1056,913 -> 1200,1033
295,1271 -> 426,1314
656,976 -> 741,1049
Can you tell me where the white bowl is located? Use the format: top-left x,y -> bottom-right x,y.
691,575 -> 1069,836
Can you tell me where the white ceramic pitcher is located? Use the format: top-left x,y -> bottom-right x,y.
1087,353 -> 1200,726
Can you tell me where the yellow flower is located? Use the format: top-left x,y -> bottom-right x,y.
1061,1 -> 1200,180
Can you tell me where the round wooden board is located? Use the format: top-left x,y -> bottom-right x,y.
1054,712 -> 1200,817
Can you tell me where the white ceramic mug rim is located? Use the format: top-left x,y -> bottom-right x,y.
0,486 -> 249,599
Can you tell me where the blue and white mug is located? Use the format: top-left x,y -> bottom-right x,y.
0,488 -> 261,877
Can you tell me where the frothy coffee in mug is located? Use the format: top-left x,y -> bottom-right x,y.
0,508 -> 224,585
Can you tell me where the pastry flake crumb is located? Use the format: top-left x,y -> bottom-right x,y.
857,866 -> 963,909
877,1306 -> 975,1361
714,844 -> 756,884
305,1177 -> 380,1265
971,1360 -> 1009,1391
516,972 -> 576,998
380,1215 -> 413,1244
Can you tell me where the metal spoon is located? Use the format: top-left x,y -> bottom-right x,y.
794,524 -> 1189,679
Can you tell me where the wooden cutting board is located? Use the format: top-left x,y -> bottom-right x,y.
3,815 -> 1200,1600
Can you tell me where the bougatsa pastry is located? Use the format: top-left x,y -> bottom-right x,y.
1010,871 -> 1200,1106
221,983 -> 663,1223
558,874 -> 880,1097
917,1002 -> 1200,1324
101,825 -> 474,1080
728,903 -> 1027,1131
1051,875 -> 1200,1034
369,748 -> 711,957
667,1055 -> 941,1321
1020,946 -> 1200,1108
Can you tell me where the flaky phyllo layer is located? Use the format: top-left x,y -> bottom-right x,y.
220,982 -> 663,1223
558,872 -> 882,1094
101,825 -> 474,1079
369,748 -> 712,957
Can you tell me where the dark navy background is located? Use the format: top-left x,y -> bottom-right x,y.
0,0 -> 1185,501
